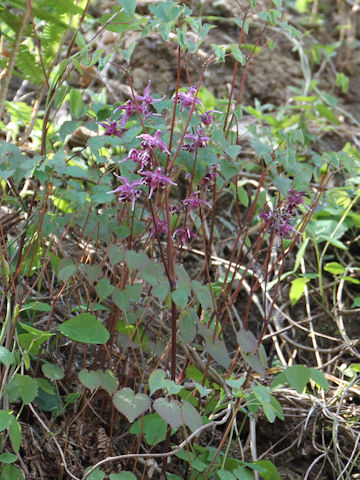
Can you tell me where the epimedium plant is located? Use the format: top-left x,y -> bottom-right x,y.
1,0 -> 359,479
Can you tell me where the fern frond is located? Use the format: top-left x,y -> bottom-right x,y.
0,6 -> 32,36
42,22 -> 67,69
35,0 -> 83,16
16,44 -> 44,85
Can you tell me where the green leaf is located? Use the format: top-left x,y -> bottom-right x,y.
149,369 -> 167,395
108,244 -> 125,265
269,395 -> 284,421
178,311 -> 197,344
34,382 -> 61,414
126,250 -> 149,272
316,104 -> 339,125
181,400 -> 202,432
84,467 -> 105,480
324,262 -> 345,275
0,453 -> 17,464
351,297 -> 360,308
243,352 -> 266,377
78,369 -> 102,393
129,414 -> 168,446
226,377 -> 246,391
4,375 -> 38,404
171,288 -> 189,309
110,472 -> 137,480
254,460 -> 280,480
204,334 -> 231,368
113,388 -> 150,423
220,159 -> 239,181
98,370 -> 119,395
0,411 -> 14,431
117,0 -> 136,15
59,313 -> 110,344
217,470 -> 236,480
294,237 -> 310,272
70,88 -> 86,118
237,329 -> 258,354
0,347 -> 15,367
9,420 -> 22,452
41,363 -> 64,381
289,277 -> 310,305
233,466 -> 254,479
175,449 -> 207,472
191,280 -> 213,311
58,259 -> 77,283
252,384 -> 270,404
309,368 -> 329,390
284,365 -> 311,393
270,372 -> 286,390
20,301 -> 51,312
153,398 -> 183,430
225,145 -> 242,160
18,322 -> 53,341
149,369 -> 181,395
0,464 -> 24,479
84,265 -> 103,283
335,72 -> 349,94
229,44 -> 246,65
95,278 -> 114,301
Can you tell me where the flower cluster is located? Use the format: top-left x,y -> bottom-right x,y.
182,128 -> 211,153
98,121 -> 126,138
259,189 -> 308,237
107,174 -> 144,211
149,217 -> 169,239
182,192 -> 211,213
106,82 -> 221,243
100,81 -> 163,138
173,227 -> 198,245
199,164 -> 219,190
175,86 -> 204,111
140,167 -> 176,199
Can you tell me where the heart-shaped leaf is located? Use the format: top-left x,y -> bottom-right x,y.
95,278 -> 114,301
113,388 -> 150,423
59,313 -> 110,344
181,401 -> 202,432
42,363 -> 65,381
78,369 -> 102,393
153,398 -> 182,430
98,370 -> 119,395
204,334 -> 230,368
237,329 -> 258,354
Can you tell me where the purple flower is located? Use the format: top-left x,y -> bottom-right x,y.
259,210 -> 296,237
259,211 -> 273,223
199,165 -> 219,190
137,130 -> 170,154
169,204 -> 180,215
99,121 -> 126,138
175,86 -> 204,112
183,128 -> 211,152
107,174 -> 143,210
140,167 -> 177,198
200,110 -> 221,125
173,227 -> 198,245
150,217 -> 169,239
115,100 -> 137,126
259,189 -> 307,238
182,192 -> 211,212
119,148 -> 153,171
286,189 -> 307,215
135,81 -> 165,106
